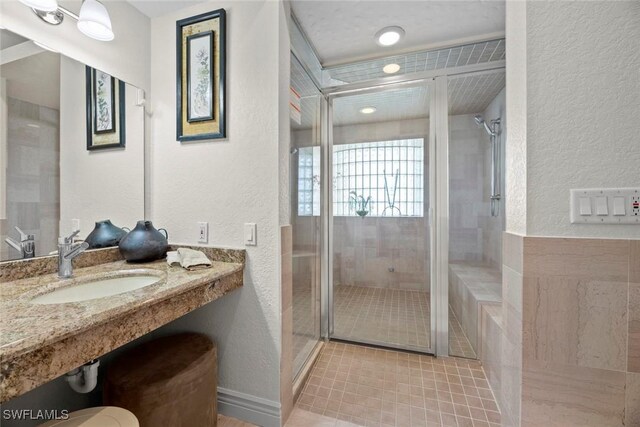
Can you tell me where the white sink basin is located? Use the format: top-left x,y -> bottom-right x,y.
31,273 -> 163,305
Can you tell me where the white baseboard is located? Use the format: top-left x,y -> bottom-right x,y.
217,387 -> 281,427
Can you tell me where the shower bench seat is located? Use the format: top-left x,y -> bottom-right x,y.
448,261 -> 502,355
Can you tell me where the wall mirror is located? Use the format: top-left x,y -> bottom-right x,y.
0,29 -> 145,262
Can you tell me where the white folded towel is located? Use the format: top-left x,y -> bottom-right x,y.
167,248 -> 212,270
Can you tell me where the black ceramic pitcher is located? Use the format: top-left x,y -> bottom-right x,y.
85,220 -> 129,249
118,221 -> 169,262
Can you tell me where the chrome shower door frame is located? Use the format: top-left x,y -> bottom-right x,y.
323,79 -> 438,355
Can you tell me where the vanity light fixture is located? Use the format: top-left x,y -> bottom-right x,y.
375,26 -> 405,47
19,0 -> 58,12
77,0 -> 114,41
383,63 -> 401,74
24,0 -> 114,41
360,107 -> 377,114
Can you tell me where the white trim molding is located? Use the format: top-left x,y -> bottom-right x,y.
217,387 -> 281,427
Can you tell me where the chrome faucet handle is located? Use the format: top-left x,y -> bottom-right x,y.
61,230 -> 81,244
14,226 -> 34,242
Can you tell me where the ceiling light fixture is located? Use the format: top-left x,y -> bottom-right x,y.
19,0 -> 58,12
22,0 -> 114,41
375,26 -> 405,47
383,63 -> 401,74
360,107 -> 377,114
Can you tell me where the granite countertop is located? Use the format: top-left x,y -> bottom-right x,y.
0,247 -> 245,402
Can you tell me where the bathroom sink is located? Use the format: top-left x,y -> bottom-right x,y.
31,272 -> 163,305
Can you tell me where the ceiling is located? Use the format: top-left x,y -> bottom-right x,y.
291,54 -> 505,129
1,51 -> 61,109
326,38 -> 505,86
127,0 -> 206,18
291,0 -> 505,66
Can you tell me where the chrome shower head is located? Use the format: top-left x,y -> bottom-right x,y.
474,114 -> 496,137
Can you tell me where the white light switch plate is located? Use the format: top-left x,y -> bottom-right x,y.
244,223 -> 257,246
570,188 -> 640,224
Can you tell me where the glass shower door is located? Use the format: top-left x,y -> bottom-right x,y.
290,54 -> 323,378
328,82 -> 434,353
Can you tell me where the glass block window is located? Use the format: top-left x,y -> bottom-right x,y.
333,139 -> 424,217
297,146 -> 321,216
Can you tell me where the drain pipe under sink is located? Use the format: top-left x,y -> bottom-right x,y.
66,359 -> 100,393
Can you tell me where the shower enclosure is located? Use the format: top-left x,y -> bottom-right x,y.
288,28 -> 506,368
289,54 -> 324,378
327,83 -> 435,353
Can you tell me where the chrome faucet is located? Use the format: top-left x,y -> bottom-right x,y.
5,227 -> 35,259
58,230 -> 89,279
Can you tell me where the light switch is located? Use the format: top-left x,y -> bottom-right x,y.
595,196 -> 608,215
570,188 -> 639,224
579,197 -> 592,216
244,223 -> 257,246
612,197 -> 626,216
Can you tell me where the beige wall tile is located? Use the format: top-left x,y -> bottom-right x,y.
522,360 -> 625,427
500,331 -> 521,427
523,237 -> 629,281
626,372 -> 640,426
523,276 -> 627,371
281,306 -> 294,425
502,266 -> 522,315
630,241 -> 640,372
629,281 -> 640,373
503,232 -> 523,273
281,226 -> 293,312
631,240 -> 640,284
282,225 -> 293,256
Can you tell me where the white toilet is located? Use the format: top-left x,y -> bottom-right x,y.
38,407 -> 138,427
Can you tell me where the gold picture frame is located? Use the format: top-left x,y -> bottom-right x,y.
176,9 -> 226,141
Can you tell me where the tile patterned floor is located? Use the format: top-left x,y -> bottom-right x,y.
218,414 -> 256,426
334,285 -> 431,351
296,341 -> 501,427
333,285 -> 476,358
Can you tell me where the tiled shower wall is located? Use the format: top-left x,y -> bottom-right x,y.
501,233 -> 640,426
449,114 -> 490,265
333,216 -> 429,290
479,88 -> 506,270
2,97 -> 59,260
449,88 -> 506,271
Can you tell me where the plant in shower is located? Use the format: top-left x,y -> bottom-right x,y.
349,191 -> 372,217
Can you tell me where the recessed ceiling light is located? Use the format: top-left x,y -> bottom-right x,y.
360,107 -> 377,114
375,26 -> 405,47
383,63 -> 401,74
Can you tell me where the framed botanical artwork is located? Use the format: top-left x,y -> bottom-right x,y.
176,9 -> 226,141
86,66 -> 126,150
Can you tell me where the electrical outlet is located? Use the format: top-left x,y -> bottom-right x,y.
72,219 -> 80,232
198,222 -> 208,243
